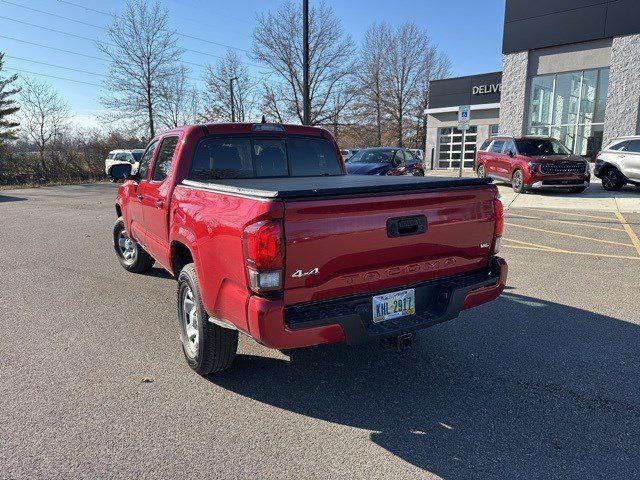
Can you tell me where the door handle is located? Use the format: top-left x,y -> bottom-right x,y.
155,199 -> 164,208
136,194 -> 143,200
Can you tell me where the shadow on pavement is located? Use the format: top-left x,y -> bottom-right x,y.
0,194 -> 27,203
208,292 -> 639,479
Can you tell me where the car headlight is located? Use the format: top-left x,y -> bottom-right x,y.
526,162 -> 539,174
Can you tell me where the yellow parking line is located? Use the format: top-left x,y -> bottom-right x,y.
615,212 -> 640,257
527,208 -> 614,221
505,222 -> 636,248
506,213 -> 625,232
501,242 -> 640,261
503,238 -> 565,252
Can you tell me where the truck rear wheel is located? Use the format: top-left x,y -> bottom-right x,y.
113,217 -> 155,273
177,264 -> 238,375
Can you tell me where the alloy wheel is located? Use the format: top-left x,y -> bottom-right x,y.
181,287 -> 199,359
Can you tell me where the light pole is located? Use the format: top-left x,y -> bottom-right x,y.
229,77 -> 238,123
302,0 -> 310,125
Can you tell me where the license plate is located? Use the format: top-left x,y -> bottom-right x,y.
372,289 -> 415,323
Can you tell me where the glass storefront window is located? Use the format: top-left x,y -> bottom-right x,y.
526,67 -> 609,160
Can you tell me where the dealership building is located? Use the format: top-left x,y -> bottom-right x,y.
425,0 -> 640,170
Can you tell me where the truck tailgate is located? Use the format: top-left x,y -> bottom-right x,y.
283,185 -> 498,305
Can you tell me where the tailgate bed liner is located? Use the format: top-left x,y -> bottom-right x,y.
182,176 -> 493,200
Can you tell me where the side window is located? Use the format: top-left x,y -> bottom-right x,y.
491,140 -> 505,153
623,140 -> 640,153
190,137 -> 253,180
490,124 -> 499,137
114,153 -> 126,161
152,136 -> 179,182
609,141 -> 628,151
503,140 -> 517,154
137,140 -> 158,181
253,139 -> 288,177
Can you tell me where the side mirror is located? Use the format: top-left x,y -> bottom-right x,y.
108,163 -> 133,182
507,150 -> 515,158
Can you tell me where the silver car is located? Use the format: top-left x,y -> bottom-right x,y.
594,136 -> 640,190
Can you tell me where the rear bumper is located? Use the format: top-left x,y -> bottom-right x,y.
247,257 -> 508,349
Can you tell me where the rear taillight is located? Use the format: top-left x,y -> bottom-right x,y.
492,198 -> 503,254
243,220 -> 284,293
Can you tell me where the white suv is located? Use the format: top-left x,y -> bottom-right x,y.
104,149 -> 145,176
594,137 -> 640,190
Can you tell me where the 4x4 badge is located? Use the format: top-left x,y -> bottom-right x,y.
292,267 -> 319,278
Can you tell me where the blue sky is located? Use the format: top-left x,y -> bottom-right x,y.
0,0 -> 505,127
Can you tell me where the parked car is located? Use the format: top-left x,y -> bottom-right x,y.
340,149 -> 353,160
105,149 -> 145,176
475,136 -> 590,193
108,122 -> 507,376
594,136 -> 640,190
345,147 -> 425,176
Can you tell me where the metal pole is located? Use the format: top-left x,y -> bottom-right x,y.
302,0 -> 310,125
459,129 -> 465,178
229,77 -> 237,123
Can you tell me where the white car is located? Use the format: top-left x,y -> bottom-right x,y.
104,149 -> 145,176
594,136 -> 640,190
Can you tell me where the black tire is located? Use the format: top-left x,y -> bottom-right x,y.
601,167 -> 625,191
511,169 -> 526,193
568,186 -> 587,194
477,164 -> 485,178
113,217 -> 155,273
177,264 -> 238,375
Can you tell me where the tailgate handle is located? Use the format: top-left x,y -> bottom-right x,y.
387,215 -> 427,237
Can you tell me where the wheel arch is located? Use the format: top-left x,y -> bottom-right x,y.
170,240 -> 195,277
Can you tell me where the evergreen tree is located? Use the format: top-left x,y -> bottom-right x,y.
0,52 -> 21,143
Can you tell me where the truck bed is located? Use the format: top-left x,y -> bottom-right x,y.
181,175 -> 493,200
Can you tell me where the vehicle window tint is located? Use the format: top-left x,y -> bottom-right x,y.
479,140 -> 492,151
288,137 -> 342,176
608,141 -> 628,151
137,140 -> 158,180
253,139 -> 288,177
623,140 -> 640,153
152,136 -> 179,182
491,140 -> 505,153
107,153 -> 115,159
502,140 -> 516,154
190,137 -> 253,180
115,153 -> 126,161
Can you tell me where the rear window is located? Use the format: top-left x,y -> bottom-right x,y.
189,136 -> 342,181
288,137 -> 343,176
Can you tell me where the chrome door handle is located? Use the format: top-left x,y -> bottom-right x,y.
155,199 -> 164,208
136,194 -> 143,200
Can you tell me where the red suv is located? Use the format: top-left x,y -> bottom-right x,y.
475,136 -> 590,193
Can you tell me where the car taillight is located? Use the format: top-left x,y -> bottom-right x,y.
386,167 -> 405,175
243,220 -> 284,293
492,198 -> 503,254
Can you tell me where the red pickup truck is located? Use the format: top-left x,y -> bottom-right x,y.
109,122 -> 507,376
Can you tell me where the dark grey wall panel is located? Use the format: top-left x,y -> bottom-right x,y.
503,0 -> 640,54
429,72 -> 502,109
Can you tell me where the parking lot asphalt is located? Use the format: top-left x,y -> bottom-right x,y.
1,183 -> 639,480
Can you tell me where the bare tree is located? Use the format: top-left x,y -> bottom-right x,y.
412,46 -> 451,149
157,65 -> 199,128
20,78 -> 69,171
201,50 -> 254,123
99,0 -> 183,138
353,22 -> 391,146
252,1 -> 355,125
383,23 -> 431,147
0,52 -> 21,143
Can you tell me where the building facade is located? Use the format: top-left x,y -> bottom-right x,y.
499,0 -> 640,159
424,72 -> 502,170
425,0 -> 640,169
